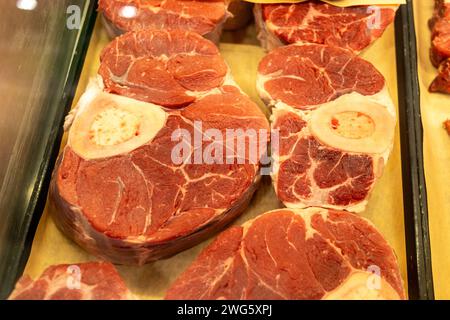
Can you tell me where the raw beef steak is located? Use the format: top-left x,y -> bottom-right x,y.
254,1 -> 397,52
257,44 -> 396,212
9,262 -> 132,300
51,38 -> 269,264
166,208 -> 405,300
98,29 -> 229,109
429,0 -> 450,93
99,0 -> 229,42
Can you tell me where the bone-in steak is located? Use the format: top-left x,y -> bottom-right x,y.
51,30 -> 269,265
166,208 -> 405,300
257,44 -> 396,212
9,262 -> 131,300
98,29 -> 229,108
99,0 -> 228,42
254,1 -> 397,52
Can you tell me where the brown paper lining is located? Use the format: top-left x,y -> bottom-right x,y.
413,0 -> 450,300
22,17 -> 407,299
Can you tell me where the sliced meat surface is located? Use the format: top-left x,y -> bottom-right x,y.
99,0 -> 228,39
257,44 -> 395,212
256,1 -> 397,52
9,262 -> 131,300
257,44 -> 385,109
51,85 -> 269,265
166,208 -> 405,300
272,109 -> 377,210
99,29 -> 228,108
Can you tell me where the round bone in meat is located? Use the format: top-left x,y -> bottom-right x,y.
166,208 -> 405,300
257,44 -> 396,212
8,262 -> 132,300
51,77 -> 269,264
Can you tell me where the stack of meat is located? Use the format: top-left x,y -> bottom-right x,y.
47,1 -> 270,266
429,0 -> 450,94
98,0 -> 230,42
50,28 -> 269,265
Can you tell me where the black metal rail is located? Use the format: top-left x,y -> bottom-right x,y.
395,0 -> 435,300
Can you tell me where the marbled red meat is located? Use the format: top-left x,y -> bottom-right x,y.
9,262 -> 131,300
52,78 -> 269,264
273,111 -> 376,208
99,0 -> 228,41
257,44 -> 395,212
257,44 -> 385,109
255,1 -> 397,52
99,29 -> 228,108
166,208 -> 405,300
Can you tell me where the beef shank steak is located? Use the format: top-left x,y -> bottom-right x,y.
9,262 -> 132,300
51,30 -> 269,265
98,29 -> 229,109
257,44 -> 396,212
98,0 -> 229,43
254,1 -> 397,52
166,208 -> 405,300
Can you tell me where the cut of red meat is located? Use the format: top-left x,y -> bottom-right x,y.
51,79 -> 269,264
257,44 -> 396,212
98,0 -> 229,42
429,1 -> 450,93
8,262 -> 132,300
257,44 -> 386,109
254,1 -> 397,52
99,29 -> 228,109
166,208 -> 405,300
273,110 -> 376,208
430,58 -> 450,94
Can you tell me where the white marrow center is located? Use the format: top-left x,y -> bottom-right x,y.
310,95 -> 396,155
69,91 -> 167,160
